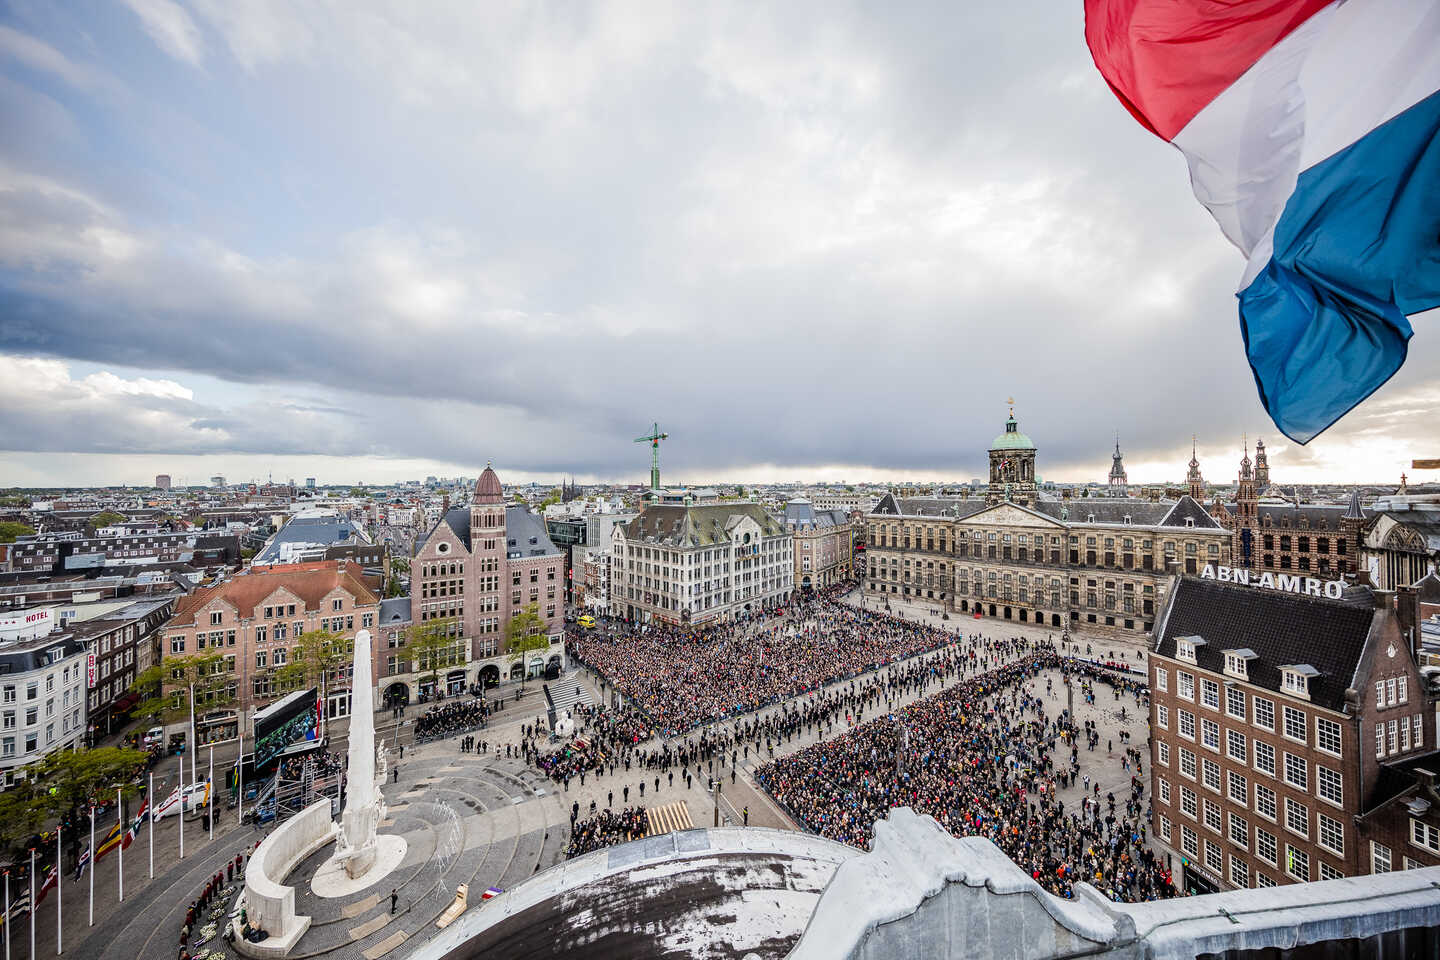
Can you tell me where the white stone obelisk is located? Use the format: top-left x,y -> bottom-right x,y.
337,628 -> 383,878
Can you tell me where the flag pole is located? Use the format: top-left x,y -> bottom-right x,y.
29,848 -> 35,960
178,754 -> 185,860
189,683 -> 197,797
116,787 -> 124,902
4,868 -> 9,960
208,744 -> 214,843
236,725 -> 244,827
54,823 -> 60,956
147,774 -> 154,880
88,807 -> 94,926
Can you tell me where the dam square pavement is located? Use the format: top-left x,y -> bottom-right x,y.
56,592 -> 1153,960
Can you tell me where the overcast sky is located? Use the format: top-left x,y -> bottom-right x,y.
1,1 -> 1434,490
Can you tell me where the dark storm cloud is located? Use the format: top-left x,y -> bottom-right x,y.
0,1 -> 1433,483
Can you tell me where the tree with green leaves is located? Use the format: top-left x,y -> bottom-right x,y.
0,779 -> 51,852
0,521 -> 35,543
130,652 -> 236,729
275,628 -> 351,737
505,603 -> 550,688
28,747 -> 150,817
405,617 -> 463,695
89,510 -> 127,530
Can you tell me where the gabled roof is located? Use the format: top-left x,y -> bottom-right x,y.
622,503 -> 784,547
1415,569 -> 1440,603
169,561 -> 379,625
1153,577 -> 1377,712
1157,495 -> 1222,529
505,505 -> 561,558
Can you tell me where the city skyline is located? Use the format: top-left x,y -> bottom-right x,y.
0,4 -> 1435,488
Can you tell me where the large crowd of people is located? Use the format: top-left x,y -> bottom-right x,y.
566,806 -> 648,859
755,650 -> 1172,903
569,586 -> 960,736
415,699 -> 489,743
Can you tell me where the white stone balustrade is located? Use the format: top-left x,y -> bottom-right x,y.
235,799 -> 338,958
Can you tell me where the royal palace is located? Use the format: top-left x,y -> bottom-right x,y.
864,407 -> 1232,638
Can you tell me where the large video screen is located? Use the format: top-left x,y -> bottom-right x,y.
253,687 -> 319,770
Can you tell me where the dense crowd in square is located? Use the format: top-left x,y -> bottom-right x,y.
755,650 -> 1175,903
569,584 -> 959,736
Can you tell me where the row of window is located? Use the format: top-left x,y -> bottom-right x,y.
1158,815 -> 1341,886
1157,731 -> 1346,812
1157,669 -> 1340,754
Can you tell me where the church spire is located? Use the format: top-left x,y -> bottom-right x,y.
1186,435 -> 1204,500
1108,433 -> 1127,488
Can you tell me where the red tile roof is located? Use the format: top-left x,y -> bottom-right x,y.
169,561 -> 379,626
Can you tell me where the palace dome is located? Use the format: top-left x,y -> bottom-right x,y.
990,414 -> 1036,451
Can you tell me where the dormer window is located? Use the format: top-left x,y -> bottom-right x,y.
1185,518 -> 1195,527
1223,648 -> 1256,680
1281,664 -> 1318,700
1176,635 -> 1205,664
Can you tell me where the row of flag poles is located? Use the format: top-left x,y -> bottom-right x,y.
0,742 -> 222,957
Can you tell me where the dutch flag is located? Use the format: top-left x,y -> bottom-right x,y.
1086,0 -> 1440,443
481,886 -> 503,900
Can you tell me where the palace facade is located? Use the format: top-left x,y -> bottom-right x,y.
864,409 -> 1232,637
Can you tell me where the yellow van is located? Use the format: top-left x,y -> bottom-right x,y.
577,615 -> 597,629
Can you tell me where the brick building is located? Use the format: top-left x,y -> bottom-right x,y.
6,531 -> 240,574
865,407 -> 1231,638
74,595 -> 177,739
398,463 -> 565,703
1210,445 -> 1367,577
161,560 -> 380,742
1148,574 -> 1433,894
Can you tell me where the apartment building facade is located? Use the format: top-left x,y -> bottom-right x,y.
161,560 -> 381,742
399,464 -> 565,702
610,502 -> 793,626
1148,573 -> 1433,895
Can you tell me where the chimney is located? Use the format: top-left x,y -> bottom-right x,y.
1373,588 -> 1394,612
1398,584 -> 1421,659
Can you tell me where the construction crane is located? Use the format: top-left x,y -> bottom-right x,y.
635,423 -> 668,495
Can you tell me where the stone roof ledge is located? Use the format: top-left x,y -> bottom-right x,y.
787,808 -> 1125,960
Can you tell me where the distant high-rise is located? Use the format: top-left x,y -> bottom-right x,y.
155,474 -> 171,490
306,478 -> 317,489
210,475 -> 226,488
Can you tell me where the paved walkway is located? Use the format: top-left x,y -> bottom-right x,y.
54,593 -> 1163,959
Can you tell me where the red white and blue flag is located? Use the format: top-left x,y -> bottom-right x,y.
482,886 -> 503,900
1086,0 -> 1440,443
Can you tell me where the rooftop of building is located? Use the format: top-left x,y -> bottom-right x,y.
1152,575 -> 1379,712
169,560 -> 379,625
424,504 -> 561,559
253,514 -> 370,564
870,493 -> 1222,530
621,502 -> 785,547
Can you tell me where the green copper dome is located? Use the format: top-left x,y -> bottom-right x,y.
991,415 -> 1036,451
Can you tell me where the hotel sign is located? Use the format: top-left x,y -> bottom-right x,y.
1200,564 -> 1345,600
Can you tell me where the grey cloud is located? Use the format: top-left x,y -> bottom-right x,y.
0,2 -> 1434,483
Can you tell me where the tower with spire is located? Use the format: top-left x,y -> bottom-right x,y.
470,459 -> 507,562
1254,437 -> 1271,489
986,400 -> 1038,506
1233,436 -> 1259,569
1108,435 -> 1128,489
1186,437 -> 1205,501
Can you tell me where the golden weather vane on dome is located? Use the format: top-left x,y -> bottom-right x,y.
1007,397 -> 1015,417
